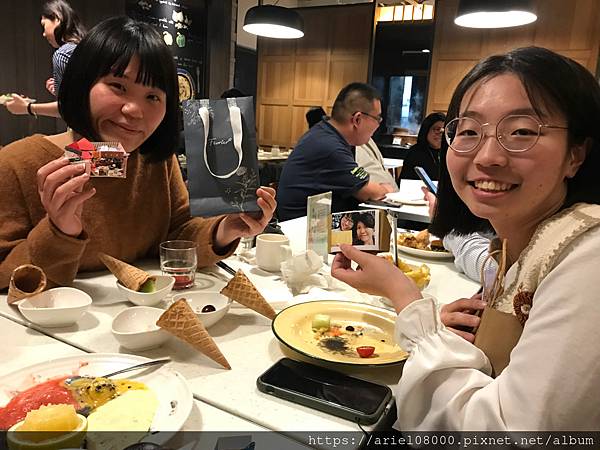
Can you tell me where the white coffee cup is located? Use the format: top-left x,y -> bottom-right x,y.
255,233 -> 292,272
271,145 -> 280,156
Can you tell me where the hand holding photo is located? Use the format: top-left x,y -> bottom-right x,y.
330,209 -> 390,253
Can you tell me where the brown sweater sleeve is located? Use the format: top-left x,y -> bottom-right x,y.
0,156 -> 87,289
165,156 -> 239,267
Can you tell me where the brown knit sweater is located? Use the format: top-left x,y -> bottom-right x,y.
0,135 -> 237,289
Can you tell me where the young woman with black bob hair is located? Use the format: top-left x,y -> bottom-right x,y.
0,16 -> 276,289
5,0 -> 86,118
332,46 -> 600,429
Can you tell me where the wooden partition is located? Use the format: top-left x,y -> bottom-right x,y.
255,4 -> 374,149
427,0 -> 600,114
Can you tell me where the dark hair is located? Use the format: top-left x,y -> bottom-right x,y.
331,82 -> 381,122
306,106 -> 326,128
430,46 -> 600,239
59,16 -> 179,163
220,88 -> 246,98
41,0 -> 85,45
416,112 -> 446,147
352,212 -> 376,245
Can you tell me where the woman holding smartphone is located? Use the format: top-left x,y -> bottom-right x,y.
332,47 -> 600,430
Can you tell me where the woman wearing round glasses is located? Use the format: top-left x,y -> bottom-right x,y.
332,46 -> 600,430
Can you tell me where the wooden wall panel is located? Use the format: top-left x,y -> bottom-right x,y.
427,0 -> 600,114
256,3 -> 374,149
258,105 -> 292,146
428,60 -> 474,112
293,58 -> 329,104
258,59 -> 294,104
327,59 -> 369,104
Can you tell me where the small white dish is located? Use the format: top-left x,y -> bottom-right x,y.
173,292 -> 231,328
111,306 -> 170,351
116,275 -> 175,306
17,287 -> 92,327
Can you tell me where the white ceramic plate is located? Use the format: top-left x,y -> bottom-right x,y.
397,244 -> 453,260
272,300 -> 408,366
384,192 -> 427,206
0,353 -> 192,432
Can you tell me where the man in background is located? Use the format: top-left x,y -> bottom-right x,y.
277,82 -> 393,221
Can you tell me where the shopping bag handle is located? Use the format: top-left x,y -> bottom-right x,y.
199,98 -> 243,179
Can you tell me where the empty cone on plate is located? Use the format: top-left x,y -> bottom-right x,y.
220,270 -> 276,320
98,253 -> 152,292
157,299 -> 231,370
7,264 -> 47,304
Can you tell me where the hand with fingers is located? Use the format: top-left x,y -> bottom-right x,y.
46,78 -> 56,96
5,95 -> 29,115
440,293 -> 486,343
422,186 -> 437,219
214,186 -> 277,248
331,243 -> 423,313
37,158 -> 96,237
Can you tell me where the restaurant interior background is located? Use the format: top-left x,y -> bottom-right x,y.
1,0 -> 599,162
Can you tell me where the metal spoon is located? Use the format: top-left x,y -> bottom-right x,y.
65,357 -> 171,384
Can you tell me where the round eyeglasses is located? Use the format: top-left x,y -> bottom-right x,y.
444,114 -> 568,153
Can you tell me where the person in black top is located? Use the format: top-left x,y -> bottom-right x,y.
399,112 -> 446,181
276,83 -> 393,221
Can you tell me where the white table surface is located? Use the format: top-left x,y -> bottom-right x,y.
361,179 -> 431,223
0,315 -> 271,434
383,158 -> 403,169
0,217 -> 478,440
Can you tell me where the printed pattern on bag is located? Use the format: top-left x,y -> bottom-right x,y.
183,96 -> 261,217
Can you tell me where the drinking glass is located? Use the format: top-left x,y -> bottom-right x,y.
160,240 -> 197,290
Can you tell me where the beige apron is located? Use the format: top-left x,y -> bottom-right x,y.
473,203 -> 600,376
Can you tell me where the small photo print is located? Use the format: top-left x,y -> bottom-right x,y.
330,210 -> 379,252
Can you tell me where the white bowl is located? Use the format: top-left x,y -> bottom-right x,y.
173,292 -> 231,328
17,288 -> 92,327
116,275 -> 175,306
111,306 -> 170,351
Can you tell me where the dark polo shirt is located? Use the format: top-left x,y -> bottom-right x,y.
276,120 -> 369,221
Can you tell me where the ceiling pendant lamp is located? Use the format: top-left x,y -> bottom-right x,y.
455,0 -> 537,29
243,2 -> 304,39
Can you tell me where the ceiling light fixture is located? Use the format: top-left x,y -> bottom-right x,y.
455,0 -> 537,29
243,2 -> 304,39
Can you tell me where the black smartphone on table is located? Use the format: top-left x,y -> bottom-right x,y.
414,166 -> 438,196
257,358 -> 393,425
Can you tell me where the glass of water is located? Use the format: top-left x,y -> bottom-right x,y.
160,240 -> 197,290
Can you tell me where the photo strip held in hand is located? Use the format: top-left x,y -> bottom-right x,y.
331,209 -> 387,252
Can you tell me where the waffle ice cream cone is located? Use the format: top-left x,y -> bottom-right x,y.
7,264 -> 47,304
98,253 -> 152,292
157,299 -> 231,369
220,270 -> 276,320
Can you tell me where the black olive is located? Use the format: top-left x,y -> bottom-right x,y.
345,326 -> 355,332
201,304 -> 216,313
381,339 -> 386,342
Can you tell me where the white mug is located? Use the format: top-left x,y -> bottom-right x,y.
255,233 -> 292,272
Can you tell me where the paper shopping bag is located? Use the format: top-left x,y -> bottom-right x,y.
473,306 -> 523,377
183,96 -> 261,217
